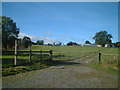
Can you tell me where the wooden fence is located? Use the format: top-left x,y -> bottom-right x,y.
2,50 -> 53,65
2,49 -> 119,65
98,52 -> 119,64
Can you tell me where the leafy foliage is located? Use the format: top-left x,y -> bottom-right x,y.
85,40 -> 91,44
2,16 -> 19,49
93,31 -> 113,47
36,40 -> 44,45
67,41 -> 78,46
53,42 -> 62,46
18,36 -> 32,48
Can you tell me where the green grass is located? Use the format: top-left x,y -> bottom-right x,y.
2,60 -> 55,76
31,45 -> 119,73
88,64 -> 118,73
2,45 -> 119,76
2,60 -> 76,76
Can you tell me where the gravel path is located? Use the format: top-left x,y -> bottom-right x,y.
2,61 -> 118,88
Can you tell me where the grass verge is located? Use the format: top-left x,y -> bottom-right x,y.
2,59 -> 75,77
88,63 -> 118,74
2,60 -> 67,77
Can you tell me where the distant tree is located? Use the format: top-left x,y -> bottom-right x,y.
2,16 -> 19,49
67,42 -> 71,46
53,42 -> 62,46
85,40 -> 91,44
48,43 -> 50,46
31,41 -> 36,45
36,40 -> 44,45
67,41 -> 78,46
48,43 -> 52,46
58,42 -> 62,46
115,42 -> 120,47
53,42 -> 56,46
20,36 -> 32,48
93,31 -> 113,47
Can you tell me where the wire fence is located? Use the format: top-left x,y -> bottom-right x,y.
99,53 -> 119,65
52,50 -> 100,62
2,49 -> 119,67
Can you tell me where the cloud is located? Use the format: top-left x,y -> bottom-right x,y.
18,33 -> 32,39
18,32 -> 92,44
71,37 -> 80,42
45,30 -> 53,36
18,33 -> 60,44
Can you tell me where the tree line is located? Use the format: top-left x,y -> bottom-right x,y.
1,16 -> 62,49
2,16 -> 32,49
2,16 -> 119,49
66,31 -> 120,47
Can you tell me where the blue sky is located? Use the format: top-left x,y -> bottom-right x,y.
2,2 -> 118,44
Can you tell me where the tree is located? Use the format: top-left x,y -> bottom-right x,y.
58,42 -> 62,46
48,43 -> 52,46
85,40 -> 91,44
114,42 -> 120,47
20,36 -> 32,48
31,41 -> 36,45
36,40 -> 44,45
2,16 -> 19,49
7,36 -> 17,48
53,42 -> 56,46
93,31 -> 113,47
67,41 -> 78,46
53,42 -> 62,46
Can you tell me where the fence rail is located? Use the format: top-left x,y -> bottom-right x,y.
98,52 -> 119,64
2,50 -> 53,65
53,50 -> 100,53
101,53 -> 120,56
2,50 -> 119,66
2,50 -> 51,53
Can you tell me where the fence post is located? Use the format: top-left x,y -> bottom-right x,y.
40,50 -> 42,60
50,50 -> 53,60
15,54 -> 17,65
14,39 -> 17,65
29,50 -> 32,62
99,52 -> 101,64
60,51 -> 61,61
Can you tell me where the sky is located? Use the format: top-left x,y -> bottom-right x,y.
2,2 -> 118,44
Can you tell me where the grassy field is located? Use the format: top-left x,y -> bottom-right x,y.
2,45 -> 119,76
30,45 -> 119,67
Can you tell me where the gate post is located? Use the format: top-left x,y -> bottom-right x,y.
29,50 -> 32,62
14,39 -> 17,65
99,52 -> 101,64
50,50 -> 53,60
40,50 -> 42,60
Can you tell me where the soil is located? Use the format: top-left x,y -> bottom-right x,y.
2,59 -> 118,88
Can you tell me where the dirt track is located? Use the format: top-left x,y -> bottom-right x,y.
2,61 -> 118,88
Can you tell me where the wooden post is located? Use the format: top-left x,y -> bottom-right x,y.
50,50 -> 52,60
14,39 -> 17,65
99,52 -> 101,64
60,51 -> 61,61
40,50 -> 42,60
29,50 -> 31,62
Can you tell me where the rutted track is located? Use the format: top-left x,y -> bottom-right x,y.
2,60 -> 118,88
